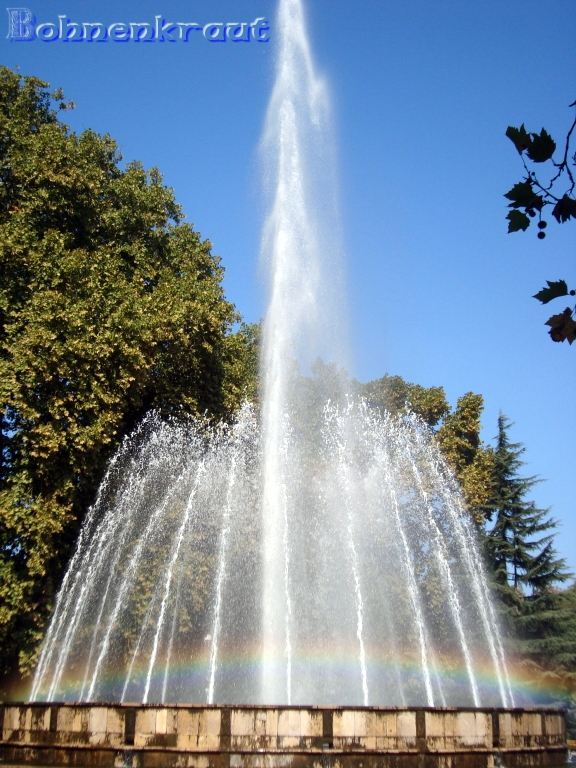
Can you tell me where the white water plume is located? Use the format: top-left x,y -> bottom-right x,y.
31,402 -> 514,707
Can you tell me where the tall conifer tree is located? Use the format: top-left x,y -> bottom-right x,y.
483,414 -> 572,661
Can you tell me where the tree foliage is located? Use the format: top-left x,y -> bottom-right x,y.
360,373 -> 449,428
517,583 -> 576,716
481,414 -> 575,710
483,415 -> 567,596
504,102 -> 576,344
435,393 -> 495,524
0,67 -> 254,684
360,376 -> 494,523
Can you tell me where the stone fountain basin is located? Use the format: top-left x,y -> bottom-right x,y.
0,703 -> 568,768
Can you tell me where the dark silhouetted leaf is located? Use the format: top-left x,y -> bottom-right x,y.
504,181 -> 538,209
545,308 -> 576,344
506,210 -> 530,232
526,129 -> 556,163
552,194 -> 576,223
506,124 -> 531,154
533,280 -> 569,304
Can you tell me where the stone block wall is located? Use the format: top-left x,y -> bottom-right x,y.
0,703 -> 568,768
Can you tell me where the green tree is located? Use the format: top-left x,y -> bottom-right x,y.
504,102 -> 576,344
360,377 -> 495,523
0,67 -> 254,685
484,415 -> 567,591
517,582 -> 576,715
238,321 -> 261,405
360,373 -> 449,427
485,447 -> 576,729
434,393 -> 495,524
483,415 -> 571,638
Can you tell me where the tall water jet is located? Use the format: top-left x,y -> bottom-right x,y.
259,0 -> 346,705
30,0 -> 516,710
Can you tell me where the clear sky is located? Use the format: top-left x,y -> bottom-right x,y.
3,0 -> 575,571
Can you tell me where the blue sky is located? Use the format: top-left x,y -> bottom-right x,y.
3,0 -> 575,571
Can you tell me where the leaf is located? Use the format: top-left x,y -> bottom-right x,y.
526,129 -> 556,163
551,194 -> 576,223
506,124 -> 531,154
533,280 -> 569,304
506,210 -> 530,232
545,308 -> 576,344
504,181 -> 538,209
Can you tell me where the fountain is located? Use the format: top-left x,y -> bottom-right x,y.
28,0 -> 512,696
0,0 -> 569,765
28,399 -> 513,708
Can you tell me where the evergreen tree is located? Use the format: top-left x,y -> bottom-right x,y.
484,414 -> 567,594
483,414 -> 573,669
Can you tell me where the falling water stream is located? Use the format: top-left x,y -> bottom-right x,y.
31,0 -> 514,708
